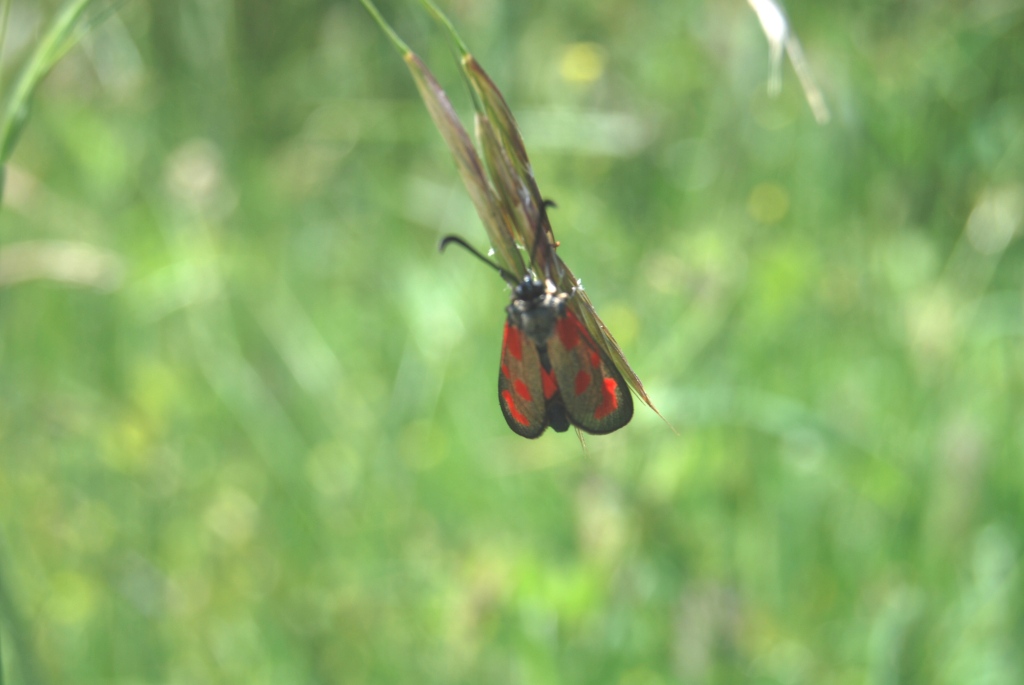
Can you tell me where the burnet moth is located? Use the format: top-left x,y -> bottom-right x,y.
359,0 -> 657,432
440,233 -> 633,438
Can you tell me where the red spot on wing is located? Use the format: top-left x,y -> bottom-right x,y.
501,389 -> 529,426
594,378 -> 619,420
574,369 -> 592,396
588,349 -> 600,367
541,367 -> 558,399
504,324 -> 523,361
556,316 -> 580,350
513,379 -> 532,402
501,363 -> 510,379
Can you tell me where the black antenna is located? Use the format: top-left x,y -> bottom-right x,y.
439,235 -> 519,287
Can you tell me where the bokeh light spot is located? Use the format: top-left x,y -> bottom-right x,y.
747,182 -> 791,224
965,185 -> 1023,255
47,572 -> 98,625
204,487 -> 259,546
306,442 -> 363,498
559,42 -> 607,84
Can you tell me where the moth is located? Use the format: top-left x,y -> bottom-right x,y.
441,235 -> 633,438
360,0 -> 657,435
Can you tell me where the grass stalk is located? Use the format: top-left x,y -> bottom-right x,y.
0,4 -> 107,683
0,0 -> 98,201
0,552 -> 43,685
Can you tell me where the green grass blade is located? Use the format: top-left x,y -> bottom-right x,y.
405,54 -> 525,275
418,0 -> 470,58
358,0 -> 412,56
0,554 -> 43,685
359,0 -> 524,276
463,55 -> 534,189
416,2 -> 542,252
475,112 -> 538,255
0,0 -> 98,197
417,1 -> 536,215
418,2 -> 548,255
417,0 -> 488,126
0,0 -> 12,99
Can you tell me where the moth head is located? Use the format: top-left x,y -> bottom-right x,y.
513,274 -> 546,302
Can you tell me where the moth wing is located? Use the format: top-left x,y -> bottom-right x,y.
498,321 -> 553,438
547,311 -> 634,434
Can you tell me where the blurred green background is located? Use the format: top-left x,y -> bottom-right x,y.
1,0 -> 1023,682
